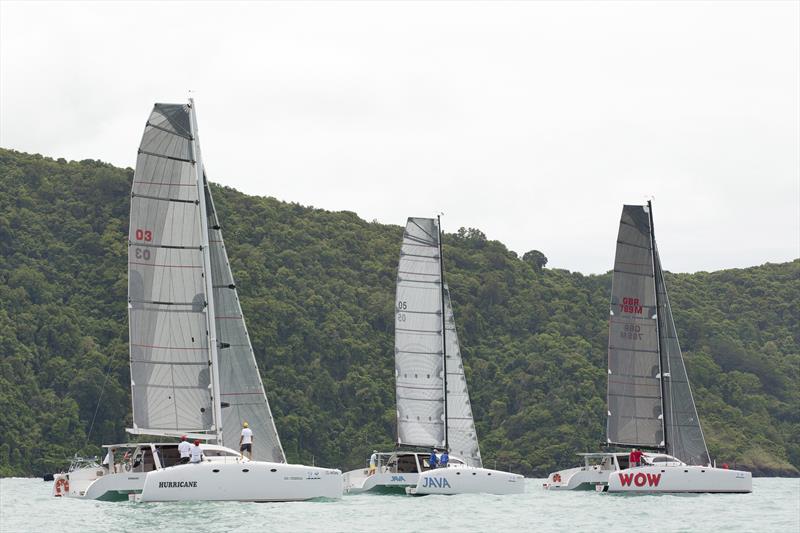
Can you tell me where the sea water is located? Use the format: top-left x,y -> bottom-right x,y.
1,477 -> 798,532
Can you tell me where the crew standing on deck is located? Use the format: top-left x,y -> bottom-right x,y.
440,450 -> 449,468
178,435 -> 191,464
629,448 -> 642,467
369,450 -> 378,476
240,421 -> 254,460
429,448 -> 439,469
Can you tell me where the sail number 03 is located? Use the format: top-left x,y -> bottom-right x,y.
134,228 -> 153,261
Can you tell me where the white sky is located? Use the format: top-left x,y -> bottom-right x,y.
1,1 -> 798,273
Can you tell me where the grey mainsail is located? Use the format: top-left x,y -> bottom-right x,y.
655,246 -> 710,466
607,202 -> 710,465
203,176 -> 286,462
395,217 -> 445,448
443,286 -> 482,467
128,103 -> 214,435
607,204 -> 664,449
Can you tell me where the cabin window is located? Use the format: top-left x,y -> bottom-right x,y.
242,469 -> 250,473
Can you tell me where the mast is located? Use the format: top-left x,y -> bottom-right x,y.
438,215 -> 449,451
190,98 -> 224,445
647,200 -> 667,451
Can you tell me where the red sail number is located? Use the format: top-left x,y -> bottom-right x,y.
135,229 -> 153,242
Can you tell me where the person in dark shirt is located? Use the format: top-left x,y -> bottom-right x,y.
429,448 -> 439,469
440,450 -> 449,468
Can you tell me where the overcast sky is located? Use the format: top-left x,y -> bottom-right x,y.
1,1 -> 797,273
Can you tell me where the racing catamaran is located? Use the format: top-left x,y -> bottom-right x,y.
545,202 -> 751,493
52,101 -> 341,501
342,217 -> 524,495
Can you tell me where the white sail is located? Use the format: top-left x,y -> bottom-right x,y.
443,286 -> 482,467
128,103 -> 215,435
203,176 -> 286,462
395,217 -> 445,448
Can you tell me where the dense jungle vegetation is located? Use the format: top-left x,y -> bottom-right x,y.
0,148 -> 797,477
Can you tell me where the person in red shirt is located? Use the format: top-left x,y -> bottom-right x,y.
629,448 -> 643,467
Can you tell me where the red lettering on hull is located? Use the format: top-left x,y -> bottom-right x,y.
618,471 -> 662,488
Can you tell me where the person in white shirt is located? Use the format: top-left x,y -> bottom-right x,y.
178,435 -> 192,465
102,448 -> 115,472
190,440 -> 204,464
369,450 -> 378,476
239,421 -> 254,460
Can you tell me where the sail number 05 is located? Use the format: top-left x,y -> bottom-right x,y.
397,300 -> 407,322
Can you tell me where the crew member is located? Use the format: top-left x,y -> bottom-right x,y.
440,450 -> 449,468
429,448 -> 439,469
102,448 -> 116,472
240,421 -> 254,460
629,448 -> 642,467
178,435 -> 192,464
369,450 -> 378,476
190,440 -> 204,464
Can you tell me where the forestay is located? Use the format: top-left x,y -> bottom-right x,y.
128,103 -> 213,434
655,246 -> 710,466
607,204 -> 664,449
395,218 -> 445,449
443,286 -> 482,467
203,178 -> 286,462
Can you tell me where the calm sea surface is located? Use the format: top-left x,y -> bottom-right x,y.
1,477 -> 798,532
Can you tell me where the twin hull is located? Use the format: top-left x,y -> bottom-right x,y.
606,465 -> 752,493
55,462 -> 342,502
544,465 -> 612,491
342,469 -> 419,494
407,467 -> 525,495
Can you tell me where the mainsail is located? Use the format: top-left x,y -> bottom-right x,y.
128,101 -> 286,462
607,203 -> 710,465
443,286 -> 482,467
128,103 -> 214,435
394,217 -> 482,463
395,218 -> 445,449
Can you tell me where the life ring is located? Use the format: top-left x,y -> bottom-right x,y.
552,473 -> 562,483
55,478 -> 69,496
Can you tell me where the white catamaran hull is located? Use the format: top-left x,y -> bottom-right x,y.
140,462 -> 342,502
342,468 -> 419,494
606,465 -> 752,493
544,466 -> 613,491
406,466 -> 525,495
53,470 -> 145,501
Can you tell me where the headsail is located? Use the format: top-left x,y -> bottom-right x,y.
395,218 -> 445,449
655,246 -> 710,465
607,204 -> 664,450
443,286 -> 482,467
128,103 -> 214,435
203,177 -> 286,463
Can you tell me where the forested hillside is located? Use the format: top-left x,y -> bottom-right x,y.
1,148 -> 797,477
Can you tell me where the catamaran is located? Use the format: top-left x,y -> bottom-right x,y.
342,217 -> 524,495
544,202 -> 751,493
52,101 -> 342,501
